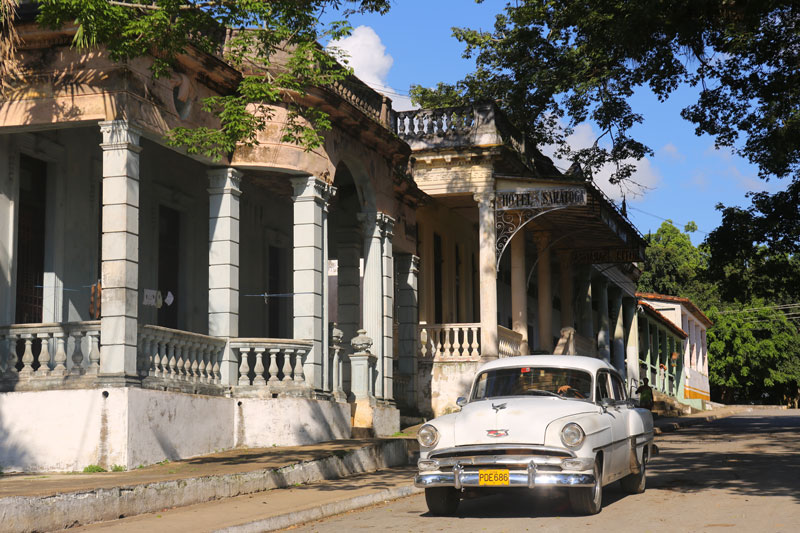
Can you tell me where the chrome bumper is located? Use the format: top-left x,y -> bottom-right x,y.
415,463 -> 595,489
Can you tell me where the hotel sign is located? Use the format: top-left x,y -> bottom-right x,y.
496,186 -> 587,211
573,247 -> 645,264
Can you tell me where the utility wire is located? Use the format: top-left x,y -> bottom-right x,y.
718,302 -> 800,314
627,206 -> 710,236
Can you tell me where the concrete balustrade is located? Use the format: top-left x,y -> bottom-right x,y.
0,322 -> 101,386
498,325 -> 523,357
417,323 -> 481,360
229,338 -> 313,397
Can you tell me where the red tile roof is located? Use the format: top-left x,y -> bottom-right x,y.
638,300 -> 689,339
635,292 -> 713,327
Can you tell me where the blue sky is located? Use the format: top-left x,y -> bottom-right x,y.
327,0 -> 784,245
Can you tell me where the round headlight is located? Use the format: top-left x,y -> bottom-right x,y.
560,422 -> 585,448
417,424 -> 440,448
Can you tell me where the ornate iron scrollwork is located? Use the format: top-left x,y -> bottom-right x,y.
495,207 -> 565,269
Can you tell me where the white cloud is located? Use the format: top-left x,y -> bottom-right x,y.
328,25 -> 415,111
542,123 -> 662,202
660,143 -> 684,161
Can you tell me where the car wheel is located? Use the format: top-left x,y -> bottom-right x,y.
569,458 -> 603,515
424,487 -> 460,516
620,451 -> 646,494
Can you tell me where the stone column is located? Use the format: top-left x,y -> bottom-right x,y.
396,254 -> 419,380
576,265 -> 594,340
594,277 -> 610,362
359,211 -> 384,397
558,251 -> 574,330
208,168 -> 242,386
533,232 -> 553,352
610,287 -> 625,373
292,176 -> 335,392
510,233 -> 529,354
99,120 -> 141,383
0,135 -> 16,325
380,214 -> 395,401
475,193 -> 498,359
350,329 -> 377,429
623,297 -> 639,389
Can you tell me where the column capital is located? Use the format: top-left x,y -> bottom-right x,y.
291,175 -> 336,203
99,120 -> 142,152
377,212 -> 395,239
473,191 -> 494,207
410,254 -> 420,274
207,167 -> 243,195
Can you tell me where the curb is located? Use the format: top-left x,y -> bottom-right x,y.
653,408 -> 749,435
0,440 -> 409,533
216,484 -> 422,533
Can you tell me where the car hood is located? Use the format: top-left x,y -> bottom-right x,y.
453,397 -> 597,446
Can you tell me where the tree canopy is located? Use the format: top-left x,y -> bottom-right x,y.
4,0 -> 390,160
410,0 -> 800,188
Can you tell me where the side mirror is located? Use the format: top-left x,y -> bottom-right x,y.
600,397 -> 614,407
456,396 -> 468,407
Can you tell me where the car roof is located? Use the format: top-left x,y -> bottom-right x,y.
476,355 -> 617,374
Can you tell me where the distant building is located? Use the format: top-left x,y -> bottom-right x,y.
638,293 -> 712,408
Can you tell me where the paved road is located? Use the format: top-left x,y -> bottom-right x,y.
286,409 -> 800,533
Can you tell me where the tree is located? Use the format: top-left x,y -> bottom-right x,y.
410,0 -> 800,189
707,302 -> 800,405
637,221 -> 717,308
4,0 -> 390,160
705,180 -> 800,305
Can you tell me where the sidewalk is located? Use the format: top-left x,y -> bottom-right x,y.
0,405 -> 764,532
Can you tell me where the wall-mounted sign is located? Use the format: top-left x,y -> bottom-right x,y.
572,247 -> 645,264
496,186 -> 587,211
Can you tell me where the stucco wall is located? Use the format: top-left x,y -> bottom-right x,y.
234,397 -> 351,448
125,388 -> 233,469
0,388 -> 128,472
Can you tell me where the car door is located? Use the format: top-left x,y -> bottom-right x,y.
609,371 -> 636,477
595,370 -> 629,480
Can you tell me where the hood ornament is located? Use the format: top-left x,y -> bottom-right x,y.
487,429 -> 509,438
492,402 -> 507,413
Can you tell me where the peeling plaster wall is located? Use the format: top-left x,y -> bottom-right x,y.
234,397 -> 351,448
0,388 -> 127,472
0,389 -> 357,472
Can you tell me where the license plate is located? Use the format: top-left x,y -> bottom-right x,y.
478,469 -> 510,486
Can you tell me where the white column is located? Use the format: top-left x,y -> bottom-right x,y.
380,214 -> 395,401
594,277 -> 610,362
623,297 -> 639,388
359,211 -> 384,397
99,121 -> 141,382
611,287 -> 625,373
475,193 -> 497,359
576,265 -> 593,340
533,232 -> 552,352
510,233 -> 529,353
701,329 -> 708,375
558,251 -> 574,330
208,168 -> 242,385
292,176 -> 335,391
0,136 -> 16,325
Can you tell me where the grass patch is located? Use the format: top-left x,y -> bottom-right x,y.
82,465 -> 107,473
156,459 -> 170,466
111,464 -> 126,472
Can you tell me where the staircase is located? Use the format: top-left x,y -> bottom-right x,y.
652,390 -> 703,417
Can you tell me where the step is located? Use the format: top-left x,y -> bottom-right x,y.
0,439 -> 411,533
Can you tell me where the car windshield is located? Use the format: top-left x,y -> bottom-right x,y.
471,366 -> 593,401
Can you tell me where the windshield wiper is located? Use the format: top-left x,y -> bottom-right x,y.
520,389 -> 563,398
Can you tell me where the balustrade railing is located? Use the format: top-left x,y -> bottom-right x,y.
137,325 -> 227,390
498,325 -> 523,358
229,338 -> 313,396
396,106 -> 476,139
0,321 -> 101,379
417,323 -> 481,360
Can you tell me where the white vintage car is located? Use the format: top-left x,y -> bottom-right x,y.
415,355 -> 655,516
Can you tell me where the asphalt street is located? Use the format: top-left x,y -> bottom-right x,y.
285,409 -> 800,533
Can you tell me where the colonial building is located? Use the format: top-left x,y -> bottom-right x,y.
638,292 -> 712,409
0,16 -> 418,471
392,104 -> 651,416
